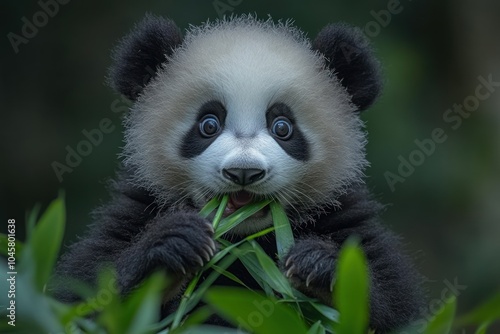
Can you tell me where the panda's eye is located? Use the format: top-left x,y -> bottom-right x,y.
271,116 -> 293,140
199,115 -> 221,137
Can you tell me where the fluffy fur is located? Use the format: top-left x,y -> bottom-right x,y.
54,15 -> 423,333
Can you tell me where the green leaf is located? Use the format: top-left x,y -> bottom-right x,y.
170,306 -> 214,333
24,196 -> 66,291
204,287 -> 308,334
310,302 -> 340,323
26,203 -> 41,238
474,321 -> 491,334
181,325 -> 244,333
423,296 -> 456,334
124,272 -> 167,334
95,268 -> 166,334
251,241 -> 295,297
334,240 -> 369,334
231,245 -> 275,296
270,201 -> 294,259
308,320 -> 326,334
457,291 -> 500,326
171,273 -> 203,328
215,199 -> 272,238
296,302 -> 337,333
170,252 -> 240,330
211,265 -> 250,289
96,268 -> 122,333
199,196 -> 221,218
212,194 -> 229,230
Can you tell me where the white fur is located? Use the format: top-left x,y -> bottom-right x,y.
122,16 -> 367,233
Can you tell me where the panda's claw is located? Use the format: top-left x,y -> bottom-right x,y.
204,244 -> 214,258
285,255 -> 294,268
194,255 -> 204,267
206,223 -> 214,234
208,238 -> 216,252
200,249 -> 211,262
286,265 -> 296,278
329,276 -> 336,292
306,272 -> 314,287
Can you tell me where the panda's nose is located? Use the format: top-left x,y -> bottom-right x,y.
222,168 -> 266,186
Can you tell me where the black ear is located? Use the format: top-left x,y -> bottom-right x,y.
313,23 -> 382,111
109,14 -> 183,100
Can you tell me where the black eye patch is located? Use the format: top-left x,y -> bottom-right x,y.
266,103 -> 310,161
179,100 -> 227,159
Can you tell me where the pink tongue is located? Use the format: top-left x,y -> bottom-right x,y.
230,191 -> 253,209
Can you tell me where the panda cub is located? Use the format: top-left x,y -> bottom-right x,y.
55,14 -> 422,332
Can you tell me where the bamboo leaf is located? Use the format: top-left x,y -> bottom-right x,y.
423,297 -> 456,334
270,201 -> 294,259
24,196 -> 66,291
215,199 -> 272,238
308,320 -> 326,334
212,194 -> 229,230
474,321 -> 491,334
251,241 -> 294,297
204,287 -> 308,334
334,240 -> 369,334
199,196 -> 221,218
457,291 -> 500,326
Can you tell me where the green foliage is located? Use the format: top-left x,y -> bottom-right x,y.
334,239 -> 370,334
270,200 -> 294,259
1,194 -> 499,333
26,196 -> 65,292
422,297 -> 456,334
457,292 -> 500,327
204,287 -> 308,334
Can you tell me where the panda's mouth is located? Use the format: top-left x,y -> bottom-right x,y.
223,190 -> 268,218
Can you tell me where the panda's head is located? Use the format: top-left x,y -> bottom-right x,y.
110,15 -> 382,234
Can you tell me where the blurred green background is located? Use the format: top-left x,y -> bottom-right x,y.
1,0 -> 499,329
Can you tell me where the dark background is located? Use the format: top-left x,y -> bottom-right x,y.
1,0 -> 499,329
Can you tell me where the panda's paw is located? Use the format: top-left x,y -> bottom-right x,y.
281,239 -> 337,293
144,212 -> 216,276
117,212 -> 216,293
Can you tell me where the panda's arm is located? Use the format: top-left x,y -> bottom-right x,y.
52,178 -> 216,302
283,186 -> 423,332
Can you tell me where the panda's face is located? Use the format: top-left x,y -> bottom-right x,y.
180,98 -> 309,233
123,21 -> 367,234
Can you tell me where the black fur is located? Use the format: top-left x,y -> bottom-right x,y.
283,187 -> 424,331
108,14 -> 183,100
313,23 -> 383,111
53,174 -> 422,332
266,103 -> 310,161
